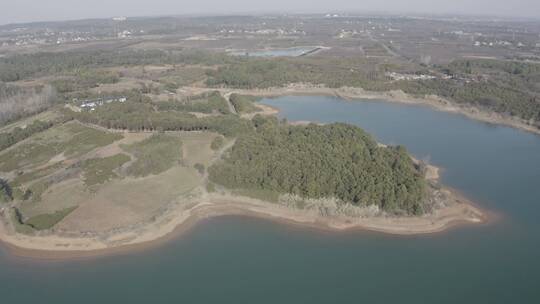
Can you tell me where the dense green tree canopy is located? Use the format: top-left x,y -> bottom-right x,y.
209,116 -> 427,215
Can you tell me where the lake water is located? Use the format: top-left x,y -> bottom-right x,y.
1,95 -> 540,303
229,47 -> 317,57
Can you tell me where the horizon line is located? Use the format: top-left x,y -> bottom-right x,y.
2,10 -> 540,27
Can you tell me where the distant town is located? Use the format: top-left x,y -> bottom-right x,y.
1,14 -> 539,61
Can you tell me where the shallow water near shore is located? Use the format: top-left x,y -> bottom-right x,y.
2,95 -> 540,303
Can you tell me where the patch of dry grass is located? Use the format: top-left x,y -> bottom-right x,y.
121,134 -> 183,177
178,131 -> 219,167
82,154 -> 131,186
56,166 -> 201,232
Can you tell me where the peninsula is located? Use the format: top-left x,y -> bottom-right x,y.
0,89 -> 484,256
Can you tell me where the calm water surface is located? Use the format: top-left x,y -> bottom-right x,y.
1,95 -> 539,303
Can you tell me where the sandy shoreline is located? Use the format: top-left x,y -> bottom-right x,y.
0,188 -> 487,259
0,197 -> 487,259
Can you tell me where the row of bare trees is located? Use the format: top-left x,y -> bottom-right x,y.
0,83 -> 57,126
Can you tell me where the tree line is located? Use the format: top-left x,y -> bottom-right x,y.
0,120 -> 54,152
0,83 -> 57,126
206,57 -> 540,127
68,100 -> 252,137
156,91 -> 230,114
229,94 -> 261,114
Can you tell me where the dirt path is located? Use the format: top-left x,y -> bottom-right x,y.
202,138 -> 236,184
366,30 -> 399,58
222,91 -> 238,115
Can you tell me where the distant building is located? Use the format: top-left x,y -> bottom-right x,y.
78,96 -> 127,111
118,30 -> 131,39
386,72 -> 436,81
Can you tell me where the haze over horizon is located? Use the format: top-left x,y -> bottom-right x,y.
1,0 -> 540,25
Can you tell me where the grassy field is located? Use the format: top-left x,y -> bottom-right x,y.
11,163 -> 64,187
121,134 -> 183,177
24,179 -> 50,202
0,110 -> 61,133
210,135 -> 225,151
0,121 -> 122,172
0,142 -> 59,172
3,124 -> 221,233
82,154 -> 131,186
53,132 -> 219,232
57,166 -> 202,232
0,121 -> 126,230
9,208 -> 35,234
60,123 -> 124,156
19,178 -> 88,219
25,206 -> 77,231
177,132 -> 219,167
158,66 -> 208,88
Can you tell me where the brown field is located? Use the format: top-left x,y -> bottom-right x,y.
54,131 -> 219,232
177,131 -> 220,167
56,166 -> 201,233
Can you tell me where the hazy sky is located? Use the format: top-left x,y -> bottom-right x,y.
1,0 -> 539,25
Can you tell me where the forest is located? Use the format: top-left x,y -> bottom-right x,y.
50,69 -> 120,94
205,57 -> 540,126
0,49 -> 231,82
209,116 -> 427,215
2,47 -> 539,127
0,83 -> 57,126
